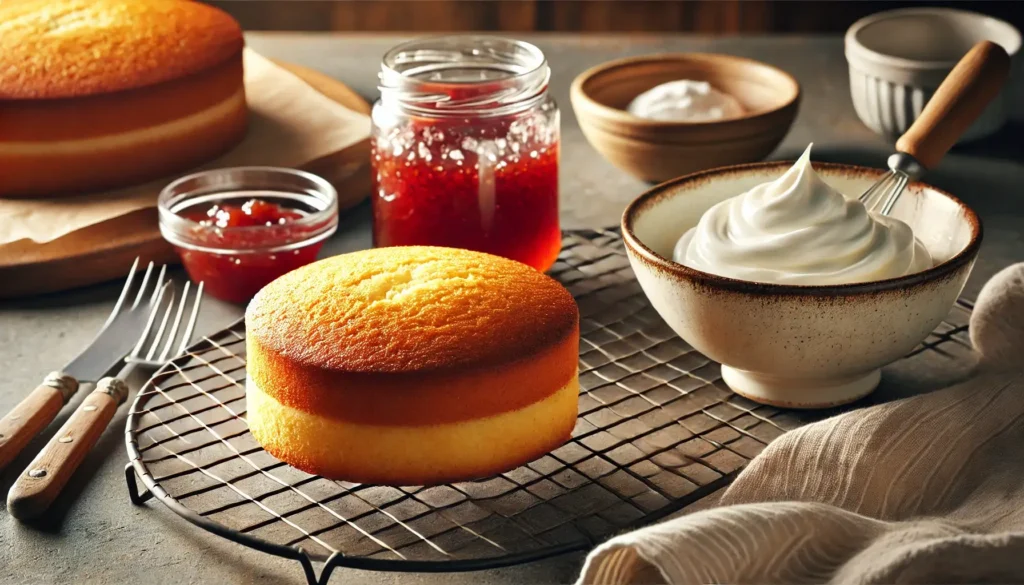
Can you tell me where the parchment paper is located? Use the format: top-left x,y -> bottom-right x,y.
0,49 -> 371,245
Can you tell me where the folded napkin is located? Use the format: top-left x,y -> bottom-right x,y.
578,264 -> 1024,584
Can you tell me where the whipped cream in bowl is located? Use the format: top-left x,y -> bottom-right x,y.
673,144 -> 932,285
621,150 -> 981,409
627,80 -> 745,122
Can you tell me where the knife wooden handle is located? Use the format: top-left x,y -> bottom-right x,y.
7,377 -> 128,521
0,373 -> 79,473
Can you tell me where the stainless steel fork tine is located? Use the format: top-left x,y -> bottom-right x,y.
149,265 -> 168,305
158,281 -> 191,362
131,262 -> 156,309
146,288 -> 178,362
100,257 -> 140,330
177,282 -> 204,357
131,281 -> 173,359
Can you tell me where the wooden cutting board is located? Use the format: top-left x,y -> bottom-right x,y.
0,62 -> 372,299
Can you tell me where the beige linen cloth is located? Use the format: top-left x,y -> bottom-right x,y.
578,263 -> 1024,584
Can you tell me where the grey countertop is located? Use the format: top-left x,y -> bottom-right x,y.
1,33 -> 1022,585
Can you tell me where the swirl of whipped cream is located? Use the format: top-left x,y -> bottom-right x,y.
673,144 -> 932,285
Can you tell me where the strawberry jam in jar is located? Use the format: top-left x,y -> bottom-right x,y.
158,167 -> 338,303
372,36 -> 560,271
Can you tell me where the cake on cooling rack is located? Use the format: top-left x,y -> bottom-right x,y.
0,0 -> 247,198
245,246 -> 580,485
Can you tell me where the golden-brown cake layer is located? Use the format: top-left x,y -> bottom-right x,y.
0,0 -> 243,99
246,375 -> 580,485
0,0 -> 247,198
0,89 -> 247,198
1,56 -> 243,141
248,320 -> 578,425
245,247 -> 580,426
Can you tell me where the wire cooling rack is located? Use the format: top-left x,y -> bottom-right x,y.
124,228 -> 976,585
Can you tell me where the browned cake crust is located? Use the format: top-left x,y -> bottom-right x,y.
0,0 -> 247,198
245,247 -> 581,484
247,246 -> 579,425
0,0 -> 243,99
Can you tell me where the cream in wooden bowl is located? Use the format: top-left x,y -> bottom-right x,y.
622,155 -> 981,408
571,53 -> 800,183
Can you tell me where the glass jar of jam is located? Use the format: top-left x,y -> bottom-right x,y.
158,167 -> 338,303
371,35 -> 561,272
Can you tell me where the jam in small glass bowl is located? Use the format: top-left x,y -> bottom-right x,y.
158,167 -> 338,303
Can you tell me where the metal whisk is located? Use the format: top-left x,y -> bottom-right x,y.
859,40 -> 1010,216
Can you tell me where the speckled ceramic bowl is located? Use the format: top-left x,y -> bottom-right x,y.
622,161 -> 982,409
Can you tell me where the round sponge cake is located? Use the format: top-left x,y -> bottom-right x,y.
0,0 -> 247,198
245,246 -> 580,485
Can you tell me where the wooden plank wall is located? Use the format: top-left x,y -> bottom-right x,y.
207,1 -> 1023,34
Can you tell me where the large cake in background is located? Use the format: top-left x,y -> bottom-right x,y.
0,0 -> 248,198
245,246 -> 581,486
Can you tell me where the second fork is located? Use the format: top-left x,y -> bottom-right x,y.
7,279 -> 204,521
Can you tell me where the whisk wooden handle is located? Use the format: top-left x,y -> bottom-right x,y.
896,40 -> 1011,170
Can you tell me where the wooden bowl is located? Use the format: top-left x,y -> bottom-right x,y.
570,53 -> 801,183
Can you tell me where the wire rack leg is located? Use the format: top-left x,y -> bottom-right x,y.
317,553 -> 344,585
297,553 -> 318,585
125,464 -> 153,505
293,549 -> 343,585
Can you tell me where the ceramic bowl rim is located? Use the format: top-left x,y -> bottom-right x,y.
621,160 -> 983,297
845,7 -> 1022,70
570,52 -> 801,131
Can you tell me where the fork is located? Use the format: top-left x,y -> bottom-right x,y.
0,259 -> 173,473
7,279 -> 204,521
859,41 -> 1010,216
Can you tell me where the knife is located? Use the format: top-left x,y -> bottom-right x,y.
7,278 -> 203,521
0,260 -> 165,474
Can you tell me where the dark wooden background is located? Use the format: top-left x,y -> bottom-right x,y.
207,1 -> 1022,34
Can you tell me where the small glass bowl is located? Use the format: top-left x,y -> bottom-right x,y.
158,167 -> 338,303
